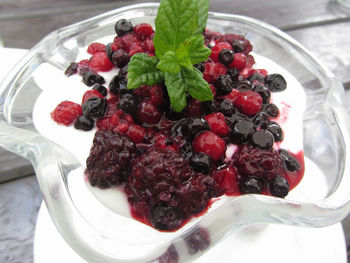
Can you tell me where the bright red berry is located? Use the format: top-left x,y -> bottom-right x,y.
87,42 -> 106,55
51,101 -> 82,126
89,52 -> 114,72
210,42 -> 232,62
82,89 -> 103,104
128,43 -> 144,57
121,33 -> 140,52
134,23 -> 154,40
192,131 -> 226,161
203,62 -> 227,84
204,112 -> 230,137
143,38 -> 155,54
229,53 -> 247,70
126,124 -> 146,143
220,89 -> 240,103
234,90 -> 262,116
137,100 -> 162,124
213,166 -> 240,196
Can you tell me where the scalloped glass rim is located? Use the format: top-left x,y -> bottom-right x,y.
1,2 -> 350,263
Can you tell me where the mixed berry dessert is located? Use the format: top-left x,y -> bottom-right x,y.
48,0 -> 304,234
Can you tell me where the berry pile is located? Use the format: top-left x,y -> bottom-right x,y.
51,19 -> 304,232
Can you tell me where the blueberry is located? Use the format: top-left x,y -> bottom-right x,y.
189,153 -> 213,174
253,85 -> 271,104
252,112 -> 270,129
266,122 -> 283,142
279,149 -> 300,172
227,68 -> 239,81
105,43 -> 113,62
225,113 -> 248,127
194,62 -> 205,73
115,19 -> 133,36
249,73 -> 265,82
239,177 -> 262,194
235,80 -> 252,92
93,84 -> 107,97
230,119 -> 254,144
219,99 -> 235,117
182,117 -> 210,140
117,65 -> 128,86
109,75 -> 129,96
74,115 -> 94,131
165,107 -> 185,121
265,74 -> 287,92
215,75 -> 233,96
250,129 -> 274,150
218,49 -> 234,65
118,93 -> 139,113
112,49 -> 130,68
269,176 -> 289,198
232,40 -> 245,53
264,103 -> 279,118
82,97 -> 107,118
64,62 -> 78,76
150,205 -> 182,231
202,100 -> 219,114
82,71 -> 105,87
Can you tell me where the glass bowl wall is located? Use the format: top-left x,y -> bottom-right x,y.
1,3 -> 350,263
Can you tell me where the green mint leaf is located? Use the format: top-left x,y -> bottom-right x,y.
194,0 -> 209,35
127,53 -> 164,90
153,0 -> 198,58
164,72 -> 187,112
175,44 -> 192,70
182,67 -> 213,101
156,51 -> 181,74
183,35 -> 211,65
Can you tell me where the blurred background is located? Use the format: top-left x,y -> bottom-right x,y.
0,0 -> 350,262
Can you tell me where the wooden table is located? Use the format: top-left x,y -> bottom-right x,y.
1,0 -> 350,262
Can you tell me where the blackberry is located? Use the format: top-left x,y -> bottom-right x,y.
265,73 -> 287,92
189,153 -> 213,175
215,75 -> 233,96
82,97 -> 107,118
218,49 -> 234,65
74,115 -> 94,131
86,130 -> 136,188
269,176 -> 289,198
115,19 -> 133,36
93,84 -> 107,97
112,49 -> 130,68
150,205 -> 183,231
118,93 -> 139,114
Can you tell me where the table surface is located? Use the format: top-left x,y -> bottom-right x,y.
1,0 -> 350,262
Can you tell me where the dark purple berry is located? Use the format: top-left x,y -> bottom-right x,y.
180,142 -> 194,160
253,85 -> 271,104
227,67 -> 239,81
279,149 -> 300,172
64,62 -> 78,76
82,97 -> 107,118
74,115 -> 94,131
219,99 -> 235,116
117,65 -> 128,86
184,227 -> 210,255
118,93 -> 139,114
182,117 -> 209,140
105,43 -> 113,62
93,84 -> 107,97
265,74 -> 287,92
150,205 -> 183,231
264,103 -> 279,118
194,62 -> 205,73
239,177 -> 262,194
266,122 -> 283,142
232,40 -> 245,53
230,119 -> 254,144
158,245 -> 179,263
112,49 -> 130,68
215,75 -> 233,95
202,100 -> 219,114
252,112 -> 269,129
218,49 -> 234,65
189,153 -> 213,175
269,176 -> 289,198
249,73 -> 265,82
115,19 -> 133,36
109,75 -> 129,96
251,129 -> 274,150
82,71 -> 105,87
235,80 -> 252,92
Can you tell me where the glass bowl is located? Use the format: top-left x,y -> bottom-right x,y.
1,3 -> 350,263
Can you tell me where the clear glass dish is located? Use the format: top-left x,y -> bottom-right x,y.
1,3 -> 350,263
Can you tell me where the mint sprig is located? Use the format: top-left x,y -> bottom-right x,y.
127,0 -> 212,112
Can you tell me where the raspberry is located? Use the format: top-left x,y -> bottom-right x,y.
134,85 -> 164,106
87,42 -> 106,55
121,33 -> 141,52
143,38 -> 155,54
82,89 -> 103,104
133,23 -> 154,40
204,112 -> 230,137
126,124 -> 146,143
219,88 -> 240,103
210,42 -> 232,62
212,166 -> 239,196
229,53 -> 247,70
111,36 -> 124,51
192,131 -> 226,161
128,148 -> 214,230
86,130 -> 136,188
137,100 -> 162,124
203,29 -> 222,45
233,144 -> 284,183
89,52 -> 114,72
234,90 -> 262,116
128,43 -> 144,57
51,101 -> 82,126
